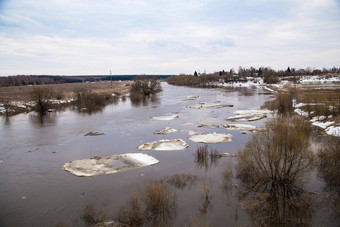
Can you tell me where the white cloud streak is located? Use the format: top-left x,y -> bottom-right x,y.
0,0 -> 339,75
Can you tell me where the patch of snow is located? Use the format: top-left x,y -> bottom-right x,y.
325,125 -> 340,137
223,124 -> 256,130
62,153 -> 159,177
188,133 -> 232,143
294,109 -> 309,117
154,127 -> 178,135
151,115 -> 179,121
138,139 -> 188,151
312,121 -> 335,129
263,86 -> 275,92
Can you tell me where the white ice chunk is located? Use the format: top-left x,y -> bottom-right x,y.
138,139 -> 188,151
151,115 -> 179,121
223,124 -> 256,130
188,133 -> 232,143
62,153 -> 159,177
154,127 -> 178,135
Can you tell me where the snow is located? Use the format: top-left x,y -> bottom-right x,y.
263,86 -> 275,92
294,109 -> 309,117
151,115 -> 179,121
188,133 -> 232,143
62,153 -> 159,177
299,75 -> 340,84
325,125 -> 340,137
138,139 -> 188,151
312,121 -> 334,129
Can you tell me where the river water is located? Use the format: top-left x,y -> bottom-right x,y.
0,82 -> 338,226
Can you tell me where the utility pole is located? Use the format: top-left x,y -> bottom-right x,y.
110,70 -> 112,89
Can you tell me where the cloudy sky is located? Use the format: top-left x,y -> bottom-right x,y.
0,0 -> 339,75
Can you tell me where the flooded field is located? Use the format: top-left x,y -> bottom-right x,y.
0,82 -> 338,226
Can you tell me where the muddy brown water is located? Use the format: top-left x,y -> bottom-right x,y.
0,83 -> 338,226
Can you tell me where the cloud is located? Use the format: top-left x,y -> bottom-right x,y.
0,0 -> 339,75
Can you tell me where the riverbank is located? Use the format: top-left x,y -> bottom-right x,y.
0,80 -> 132,116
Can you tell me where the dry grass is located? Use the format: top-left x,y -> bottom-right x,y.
81,204 -> 107,225
139,181 -> 176,223
199,179 -> 213,215
0,81 -> 131,102
118,195 -> 144,227
195,145 -> 221,169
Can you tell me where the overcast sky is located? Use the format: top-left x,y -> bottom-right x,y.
0,0 -> 339,75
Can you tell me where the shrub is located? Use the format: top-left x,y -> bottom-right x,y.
237,116 -> 314,186
130,76 -> 162,97
139,181 -> 176,222
118,195 -> 144,226
81,204 -> 106,225
74,88 -> 107,113
30,87 -> 54,115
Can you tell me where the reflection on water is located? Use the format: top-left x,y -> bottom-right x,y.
238,182 -> 312,226
199,178 -> 213,215
194,145 -> 220,170
130,94 -> 160,107
318,136 -> 340,215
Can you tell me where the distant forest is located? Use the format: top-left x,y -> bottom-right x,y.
0,75 -> 171,87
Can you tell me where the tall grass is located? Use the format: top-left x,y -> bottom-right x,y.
139,181 -> 176,224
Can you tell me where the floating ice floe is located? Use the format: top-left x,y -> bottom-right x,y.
188,133 -> 232,143
62,153 -> 159,177
182,122 -> 193,126
151,115 -> 179,121
85,131 -> 105,136
138,139 -> 188,151
226,109 -> 272,122
154,127 -> 178,135
182,95 -> 199,101
220,153 -> 237,157
241,128 -> 266,134
198,124 -> 219,129
223,124 -> 256,130
188,104 -> 233,109
181,130 -> 200,135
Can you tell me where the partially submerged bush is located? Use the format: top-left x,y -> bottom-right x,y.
199,178 -> 213,215
237,116 -> 314,186
30,87 -> 54,115
130,76 -> 162,97
81,204 -> 107,225
139,181 -> 176,223
118,195 -> 144,226
74,88 -> 108,113
195,145 -> 221,169
236,116 -> 314,225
